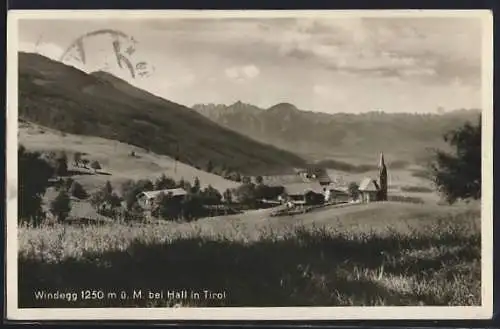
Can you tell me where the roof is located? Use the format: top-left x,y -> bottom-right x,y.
325,188 -> 349,196
317,172 -> 332,184
324,183 -> 349,192
263,174 -> 306,186
359,178 -> 380,192
283,182 -> 324,196
139,188 -> 188,199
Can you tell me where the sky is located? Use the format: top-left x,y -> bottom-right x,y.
17,13 -> 485,114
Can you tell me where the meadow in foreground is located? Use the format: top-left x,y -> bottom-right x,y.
18,202 -> 481,307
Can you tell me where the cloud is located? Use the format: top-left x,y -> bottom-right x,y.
225,64 -> 260,82
270,17 -> 481,84
313,84 -> 347,104
313,84 -> 329,95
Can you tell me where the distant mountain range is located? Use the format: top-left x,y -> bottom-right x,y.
192,101 -> 481,164
18,52 -> 307,175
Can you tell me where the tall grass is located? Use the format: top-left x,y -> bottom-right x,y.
18,206 -> 480,308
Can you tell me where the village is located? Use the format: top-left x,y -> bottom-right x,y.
131,153 -> 390,221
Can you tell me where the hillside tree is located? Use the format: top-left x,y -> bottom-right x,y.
348,182 -> 360,201
153,192 -> 182,220
192,177 -> 201,194
242,176 -> 251,185
223,189 -> 233,204
91,160 -> 102,173
18,145 -> 54,225
234,182 -> 257,208
73,152 -> 82,167
430,117 -> 481,203
206,160 -> 214,173
50,190 -> 71,223
55,152 -> 68,176
90,181 -> 122,217
201,185 -> 222,205
154,174 -> 176,190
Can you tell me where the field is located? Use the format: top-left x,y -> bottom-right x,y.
19,201 -> 481,307
17,122 -> 481,308
19,121 -> 240,194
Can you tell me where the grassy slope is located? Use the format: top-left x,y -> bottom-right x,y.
18,52 -> 306,175
19,201 -> 480,307
20,121 -> 242,220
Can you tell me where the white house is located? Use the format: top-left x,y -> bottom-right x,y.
136,188 -> 188,209
358,178 -> 380,203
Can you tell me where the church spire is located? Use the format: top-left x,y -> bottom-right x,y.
379,153 -> 386,169
378,152 -> 388,201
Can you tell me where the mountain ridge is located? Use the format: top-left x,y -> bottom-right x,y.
18,52 -> 307,176
192,102 -> 481,162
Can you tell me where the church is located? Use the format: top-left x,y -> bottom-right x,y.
358,153 -> 388,203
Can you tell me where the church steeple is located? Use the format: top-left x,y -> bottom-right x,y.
378,152 -> 388,201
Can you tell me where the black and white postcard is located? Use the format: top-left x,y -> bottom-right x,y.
5,10 -> 494,321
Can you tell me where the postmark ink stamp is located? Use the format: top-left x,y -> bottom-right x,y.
60,29 -> 155,79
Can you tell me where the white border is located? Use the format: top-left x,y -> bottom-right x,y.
5,9 -> 494,321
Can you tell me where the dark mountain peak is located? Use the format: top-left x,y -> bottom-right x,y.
228,101 -> 263,111
267,102 -> 299,113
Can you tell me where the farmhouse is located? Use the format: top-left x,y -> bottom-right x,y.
324,185 -> 350,203
358,178 -> 380,203
280,182 -> 325,206
356,153 -> 389,203
136,188 -> 188,209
